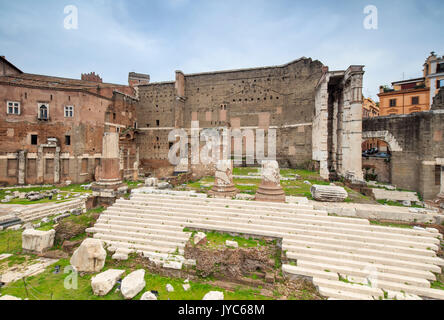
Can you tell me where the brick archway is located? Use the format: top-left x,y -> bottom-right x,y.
362,130 -> 402,152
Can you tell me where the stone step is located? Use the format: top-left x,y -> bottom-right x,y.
128,195 -> 320,215
284,244 -> 442,272
93,233 -> 185,253
373,279 -> 444,300
282,264 -> 339,281
19,199 -> 86,222
123,198 -> 329,220
289,253 -> 436,280
313,277 -> 383,298
119,199 -> 442,240
90,193 -> 444,300
118,198 -> 373,226
111,203 -> 378,232
99,213 -> 439,260
90,226 -> 190,243
282,233 -> 436,259
296,260 -> 432,288
96,238 -> 185,256
102,209 -> 439,250
122,196 -> 443,239
131,193 -> 315,210
98,211 -> 439,268
282,239 -> 443,273
118,202 -> 439,245
283,263 -> 444,300
92,222 -> 186,237
317,286 -> 376,300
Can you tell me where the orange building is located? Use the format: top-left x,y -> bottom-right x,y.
362,97 -> 379,118
361,97 -> 388,151
378,52 -> 444,116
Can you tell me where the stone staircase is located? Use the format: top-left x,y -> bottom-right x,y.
86,192 -> 444,300
15,198 -> 87,222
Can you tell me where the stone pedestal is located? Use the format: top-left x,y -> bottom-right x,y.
255,160 -> 285,203
208,160 -> 238,198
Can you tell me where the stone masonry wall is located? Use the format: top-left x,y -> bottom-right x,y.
135,58 -> 324,170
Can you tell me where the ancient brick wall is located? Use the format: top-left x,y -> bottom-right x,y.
0,83 -> 138,185
363,107 -> 444,199
135,58 -> 324,171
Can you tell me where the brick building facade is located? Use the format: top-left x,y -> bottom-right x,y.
0,56 -> 364,186
0,56 -> 139,185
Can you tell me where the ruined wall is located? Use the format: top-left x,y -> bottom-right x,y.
313,66 -> 365,182
362,157 -> 391,183
363,108 -> 444,199
136,58 -> 324,171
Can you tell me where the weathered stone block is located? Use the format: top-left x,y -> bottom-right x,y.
311,185 -> 348,202
91,269 -> 125,296
121,269 -> 146,299
22,229 -> 55,253
70,238 -> 106,273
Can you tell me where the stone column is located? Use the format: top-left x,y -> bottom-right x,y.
92,132 -> 127,204
339,66 -> 365,182
36,146 -> 44,184
313,73 -> 330,179
255,160 -> 285,203
18,151 -> 27,185
439,166 -> 444,199
208,160 -> 238,198
54,147 -> 60,184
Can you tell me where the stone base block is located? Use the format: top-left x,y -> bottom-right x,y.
208,185 -> 239,198
22,229 -> 55,253
255,182 -> 286,203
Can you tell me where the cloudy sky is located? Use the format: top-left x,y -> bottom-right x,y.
0,0 -> 443,100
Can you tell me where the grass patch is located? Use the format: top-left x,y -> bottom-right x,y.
377,199 -> 423,208
186,229 -> 270,249
369,220 -> 413,229
0,257 -> 272,300
0,228 -> 23,254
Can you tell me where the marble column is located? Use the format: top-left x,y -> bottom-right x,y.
208,160 -> 238,198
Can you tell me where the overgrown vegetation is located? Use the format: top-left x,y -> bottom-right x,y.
184,228 -> 272,249
0,257 -> 273,300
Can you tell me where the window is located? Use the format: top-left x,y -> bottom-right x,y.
389,99 -> 397,107
6,101 -> 20,115
31,135 -> 38,145
38,104 -> 49,120
437,63 -> 444,74
156,120 -> 160,127
64,106 -> 74,117
65,135 -> 71,146
412,97 -> 419,105
438,79 -> 444,89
